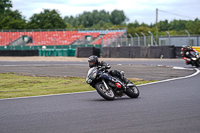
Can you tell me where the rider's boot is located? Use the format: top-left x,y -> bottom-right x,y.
119,71 -> 134,87
121,75 -> 134,87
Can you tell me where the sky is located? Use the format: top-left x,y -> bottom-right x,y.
12,0 -> 200,25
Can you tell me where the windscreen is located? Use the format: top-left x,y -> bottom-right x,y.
87,67 -> 97,77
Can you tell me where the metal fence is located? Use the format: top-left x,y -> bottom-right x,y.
159,35 -> 200,46
101,35 -> 200,47
102,36 -> 155,47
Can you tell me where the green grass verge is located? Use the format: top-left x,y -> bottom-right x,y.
0,73 -> 156,99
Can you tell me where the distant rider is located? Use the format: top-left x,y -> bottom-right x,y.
88,55 -> 132,86
181,46 -> 199,65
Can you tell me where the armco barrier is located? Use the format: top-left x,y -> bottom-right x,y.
192,46 -> 200,53
38,49 -> 76,56
102,46 -> 175,58
76,47 -> 100,57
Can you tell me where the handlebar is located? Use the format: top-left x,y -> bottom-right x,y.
98,67 -> 105,71
98,66 -> 110,73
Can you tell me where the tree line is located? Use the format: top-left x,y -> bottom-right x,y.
1,0 -> 200,37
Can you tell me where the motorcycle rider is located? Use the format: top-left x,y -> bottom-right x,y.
181,46 -> 199,65
88,55 -> 132,86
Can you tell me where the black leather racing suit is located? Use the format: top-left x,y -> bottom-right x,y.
97,61 -> 130,84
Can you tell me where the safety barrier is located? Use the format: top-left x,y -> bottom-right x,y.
102,46 -> 175,58
0,50 -> 38,56
76,47 -> 100,57
39,49 -> 75,56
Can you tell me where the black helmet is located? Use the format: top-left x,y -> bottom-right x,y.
88,55 -> 98,68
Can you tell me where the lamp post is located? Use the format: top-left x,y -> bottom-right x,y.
113,35 -> 118,47
120,35 -> 123,46
185,30 -> 190,46
53,37 -> 56,49
141,32 -> 146,46
148,31 -> 153,46
108,35 -> 113,47
166,31 -> 171,45
128,34 -> 133,46
123,34 -> 128,46
100,37 -> 104,47
104,36 -> 109,47
135,33 -> 140,46
9,38 -> 13,50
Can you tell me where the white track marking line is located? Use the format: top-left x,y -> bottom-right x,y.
137,68 -> 200,87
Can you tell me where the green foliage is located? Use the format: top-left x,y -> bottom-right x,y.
63,9 -> 128,28
0,9 -> 26,29
0,0 -> 200,36
185,18 -> 200,34
128,26 -> 151,37
26,9 -> 66,29
128,20 -> 140,28
0,0 -> 12,14
0,0 -> 26,29
110,10 -> 128,25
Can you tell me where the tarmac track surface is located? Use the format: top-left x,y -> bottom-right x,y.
0,59 -> 196,80
0,59 -> 200,133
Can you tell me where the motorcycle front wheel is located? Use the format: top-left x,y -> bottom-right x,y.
126,86 -> 140,98
95,82 -> 115,101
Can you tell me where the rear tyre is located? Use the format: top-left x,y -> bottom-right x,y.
195,61 -> 200,68
95,82 -> 115,101
126,86 -> 140,98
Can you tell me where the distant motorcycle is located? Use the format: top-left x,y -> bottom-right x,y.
86,66 -> 139,100
182,51 -> 200,68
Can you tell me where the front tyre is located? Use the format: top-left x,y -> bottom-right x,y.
95,82 -> 115,101
126,86 -> 140,98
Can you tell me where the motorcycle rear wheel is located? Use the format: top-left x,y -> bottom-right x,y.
195,62 -> 200,68
126,86 -> 140,98
95,82 -> 115,101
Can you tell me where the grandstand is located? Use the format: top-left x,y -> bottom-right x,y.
1,29 -> 199,58
0,30 -> 126,47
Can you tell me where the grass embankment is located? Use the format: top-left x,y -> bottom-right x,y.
0,73 -> 156,99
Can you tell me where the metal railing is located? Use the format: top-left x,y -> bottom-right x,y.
101,36 -> 154,47
101,35 -> 200,47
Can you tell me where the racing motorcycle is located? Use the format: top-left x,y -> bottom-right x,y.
182,51 -> 200,68
86,67 -> 140,100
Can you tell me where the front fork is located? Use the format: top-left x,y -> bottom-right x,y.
102,79 -> 110,91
